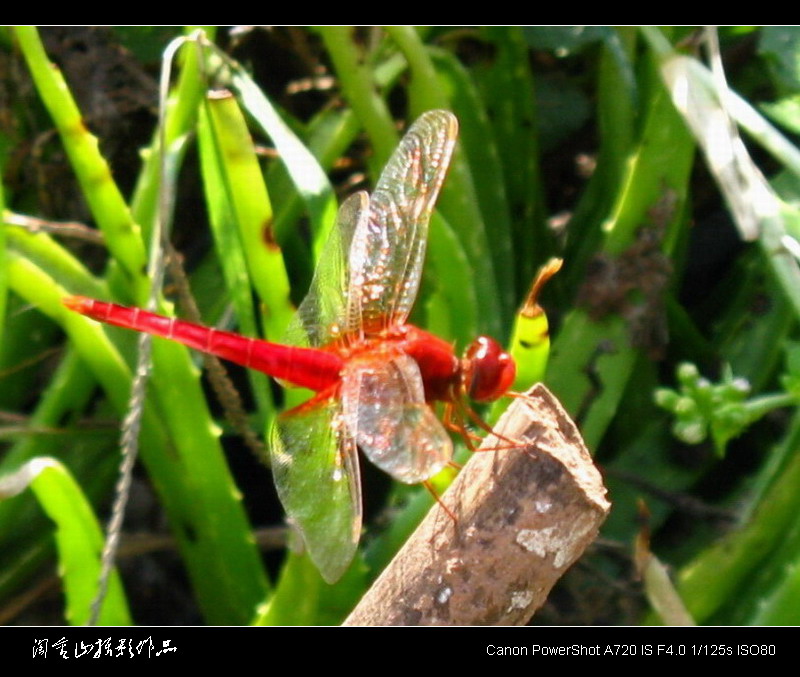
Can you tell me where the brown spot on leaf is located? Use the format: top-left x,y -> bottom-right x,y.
262,218 -> 280,251
577,191 -> 676,359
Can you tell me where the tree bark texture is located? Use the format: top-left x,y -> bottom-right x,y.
344,384 -> 610,626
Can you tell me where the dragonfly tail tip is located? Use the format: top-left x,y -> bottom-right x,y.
62,295 -> 89,312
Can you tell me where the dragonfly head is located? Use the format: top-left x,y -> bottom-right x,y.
462,336 -> 516,402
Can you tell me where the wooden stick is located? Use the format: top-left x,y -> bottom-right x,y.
343,384 -> 610,626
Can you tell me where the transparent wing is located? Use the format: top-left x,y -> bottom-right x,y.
341,348 -> 453,484
283,192 -> 369,348
346,110 -> 458,335
270,396 -> 362,583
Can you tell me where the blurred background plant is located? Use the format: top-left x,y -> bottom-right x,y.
2,26 -> 800,626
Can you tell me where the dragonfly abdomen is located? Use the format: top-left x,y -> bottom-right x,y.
64,296 -> 343,392
247,341 -> 342,392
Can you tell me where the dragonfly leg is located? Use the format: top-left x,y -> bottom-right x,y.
441,402 -> 481,451
453,395 -> 528,453
423,479 -> 456,523
279,384 -> 340,418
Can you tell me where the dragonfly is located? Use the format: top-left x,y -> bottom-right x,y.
65,110 -> 517,583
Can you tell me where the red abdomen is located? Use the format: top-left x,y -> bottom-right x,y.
64,296 -> 343,392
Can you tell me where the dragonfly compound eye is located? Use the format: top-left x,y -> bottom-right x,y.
464,336 -> 516,402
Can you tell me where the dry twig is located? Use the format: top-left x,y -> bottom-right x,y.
344,384 -> 610,626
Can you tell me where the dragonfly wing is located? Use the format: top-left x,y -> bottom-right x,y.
283,192 -> 370,348
347,110 -> 458,334
270,396 -> 362,583
341,349 -> 452,484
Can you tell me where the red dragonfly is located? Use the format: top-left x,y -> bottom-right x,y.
65,110 -> 516,583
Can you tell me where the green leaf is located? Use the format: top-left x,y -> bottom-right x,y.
0,458 -> 131,625
760,26 -> 800,94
